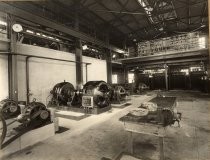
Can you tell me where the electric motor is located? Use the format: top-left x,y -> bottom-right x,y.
51,82 -> 75,105
83,81 -> 111,108
17,101 -> 50,126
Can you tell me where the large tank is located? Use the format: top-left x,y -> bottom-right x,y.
83,81 -> 111,108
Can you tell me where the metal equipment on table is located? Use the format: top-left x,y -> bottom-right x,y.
0,99 -> 20,119
149,96 -> 182,127
110,85 -> 128,104
120,96 -> 181,127
120,96 -> 182,159
82,81 -> 112,109
50,81 -> 81,106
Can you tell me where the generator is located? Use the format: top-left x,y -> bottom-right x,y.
50,81 -> 81,106
110,85 -> 127,104
82,81 -> 111,108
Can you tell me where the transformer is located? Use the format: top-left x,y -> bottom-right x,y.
82,81 -> 111,108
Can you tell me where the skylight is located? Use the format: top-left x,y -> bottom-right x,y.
137,0 -> 153,16
137,0 -> 177,25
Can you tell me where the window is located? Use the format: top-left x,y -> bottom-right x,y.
128,73 -> 134,83
199,37 -> 206,49
112,74 -> 118,84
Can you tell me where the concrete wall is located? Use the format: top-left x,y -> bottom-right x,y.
83,56 -> 107,84
14,43 -> 107,104
0,55 -> 8,100
16,43 -> 76,104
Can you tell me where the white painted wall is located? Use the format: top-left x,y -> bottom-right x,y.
15,44 -> 107,104
83,56 -> 107,84
16,43 -> 76,104
0,55 -> 8,100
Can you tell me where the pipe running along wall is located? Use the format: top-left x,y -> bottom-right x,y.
0,52 -> 91,104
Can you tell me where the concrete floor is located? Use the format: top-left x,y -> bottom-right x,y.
2,91 -> 210,160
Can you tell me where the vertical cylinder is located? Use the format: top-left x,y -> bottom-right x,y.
164,64 -> 168,91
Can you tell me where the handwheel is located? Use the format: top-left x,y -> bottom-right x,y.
0,99 -> 20,118
0,113 -> 7,147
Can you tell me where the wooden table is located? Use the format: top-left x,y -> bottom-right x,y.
123,121 -> 166,160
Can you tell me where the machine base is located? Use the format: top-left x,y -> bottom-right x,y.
111,101 -> 132,108
0,123 -> 55,158
50,105 -> 112,115
84,105 -> 112,114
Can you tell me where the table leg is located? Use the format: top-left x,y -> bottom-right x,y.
159,137 -> 164,160
128,131 -> 133,154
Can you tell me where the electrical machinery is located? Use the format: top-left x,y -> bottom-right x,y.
0,99 -> 20,119
17,101 -> 51,127
0,100 -> 52,149
110,85 -> 127,104
50,81 -> 81,106
135,83 -> 149,94
82,81 -> 112,109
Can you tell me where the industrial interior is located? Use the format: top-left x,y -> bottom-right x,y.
0,0 -> 209,160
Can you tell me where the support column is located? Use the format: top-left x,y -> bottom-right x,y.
105,28 -> 112,84
106,49 -> 112,84
75,39 -> 83,89
164,64 -> 169,91
8,14 -> 18,101
207,0 -> 210,92
74,2 -> 83,89
124,66 -> 128,83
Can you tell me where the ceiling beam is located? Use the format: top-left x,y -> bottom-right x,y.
128,14 -> 208,37
115,0 -> 145,38
0,2 -> 125,53
70,0 -> 127,39
95,0 -> 136,33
